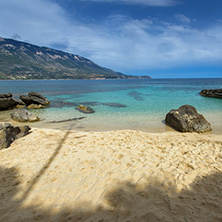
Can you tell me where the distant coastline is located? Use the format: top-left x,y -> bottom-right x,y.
0,76 -> 152,81
0,37 -> 151,80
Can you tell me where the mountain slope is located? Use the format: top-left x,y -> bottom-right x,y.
0,37 -> 150,80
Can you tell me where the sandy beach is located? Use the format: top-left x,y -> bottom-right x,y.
0,128 -> 222,221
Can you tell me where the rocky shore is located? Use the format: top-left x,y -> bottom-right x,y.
200,89 -> 222,98
0,91 -> 50,111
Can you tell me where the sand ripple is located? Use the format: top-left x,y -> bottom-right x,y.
0,129 -> 222,221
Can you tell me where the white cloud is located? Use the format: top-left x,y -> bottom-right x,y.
80,0 -> 178,6
175,14 -> 191,23
0,0 -> 222,75
0,0 -> 68,44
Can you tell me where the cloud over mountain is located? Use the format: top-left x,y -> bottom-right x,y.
0,0 -> 222,77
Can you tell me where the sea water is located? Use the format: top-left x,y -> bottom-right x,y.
0,78 -> 222,133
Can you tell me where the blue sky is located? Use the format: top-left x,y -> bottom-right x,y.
0,0 -> 222,78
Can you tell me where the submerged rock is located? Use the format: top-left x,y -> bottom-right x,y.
76,105 -> 95,114
20,92 -> 50,106
199,89 -> 222,99
50,100 -> 78,108
0,123 -> 30,149
165,105 -> 212,133
81,102 -> 99,106
101,102 -> 127,108
10,109 -> 40,122
128,91 -> 144,101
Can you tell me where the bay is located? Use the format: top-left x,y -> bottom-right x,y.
0,78 -> 221,133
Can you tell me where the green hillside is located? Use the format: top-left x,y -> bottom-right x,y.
0,37 -> 151,80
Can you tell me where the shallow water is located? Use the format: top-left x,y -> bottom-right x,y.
0,78 -> 222,133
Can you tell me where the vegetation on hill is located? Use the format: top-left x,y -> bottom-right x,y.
0,37 -> 151,80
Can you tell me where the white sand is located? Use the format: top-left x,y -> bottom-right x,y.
0,128 -> 222,221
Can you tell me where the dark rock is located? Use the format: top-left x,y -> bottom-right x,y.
199,89 -> 222,99
0,123 -> 11,130
0,93 -> 20,111
76,105 -> 95,114
10,109 -> 40,122
165,105 -> 212,133
14,98 -> 25,106
0,93 -> 12,98
14,98 -> 26,109
0,123 -> 30,149
20,92 -> 50,106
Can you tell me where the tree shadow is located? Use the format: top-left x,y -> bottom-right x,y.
0,164 -> 222,221
1,121 -> 222,221
21,124 -> 76,202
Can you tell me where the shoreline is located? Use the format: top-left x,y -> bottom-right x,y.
1,119 -> 222,135
0,109 -> 222,135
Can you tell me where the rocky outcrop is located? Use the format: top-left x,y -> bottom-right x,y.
199,89 -> 222,99
0,123 -> 30,149
0,92 -> 49,111
20,92 -> 50,107
76,105 -> 95,114
0,93 -> 22,110
165,105 -> 212,133
10,109 -> 40,122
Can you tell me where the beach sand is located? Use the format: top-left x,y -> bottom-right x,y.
0,128 -> 222,221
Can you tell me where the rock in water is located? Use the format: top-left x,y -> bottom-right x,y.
20,92 -> 50,106
0,93 -> 20,110
10,109 -> 40,122
76,105 -> 95,114
199,89 -> 222,99
0,123 -> 30,149
165,105 -> 212,133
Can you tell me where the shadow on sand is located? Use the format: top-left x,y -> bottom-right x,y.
1,168 -> 222,221
0,127 -> 222,222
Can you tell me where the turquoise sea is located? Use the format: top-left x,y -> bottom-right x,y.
0,78 -> 222,133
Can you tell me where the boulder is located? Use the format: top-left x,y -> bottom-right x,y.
10,109 -> 40,122
0,123 -> 30,149
20,92 -> 50,106
199,89 -> 222,99
76,105 -> 95,114
0,93 -> 20,110
165,105 -> 212,133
